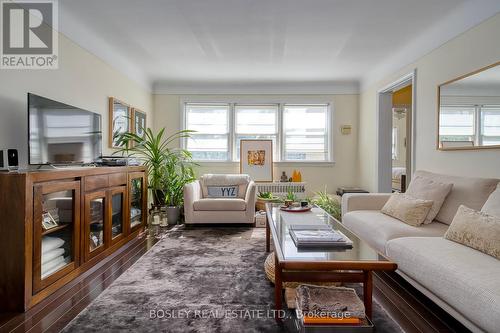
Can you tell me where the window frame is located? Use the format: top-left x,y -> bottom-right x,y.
181,98 -> 334,164
183,102 -> 231,162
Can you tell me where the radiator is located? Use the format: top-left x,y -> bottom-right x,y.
256,182 -> 307,199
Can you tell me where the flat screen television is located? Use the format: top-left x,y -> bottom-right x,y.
28,93 -> 102,165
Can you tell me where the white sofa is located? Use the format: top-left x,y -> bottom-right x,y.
342,170 -> 500,333
184,174 -> 256,224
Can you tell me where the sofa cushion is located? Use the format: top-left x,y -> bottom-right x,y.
200,174 -> 250,199
414,171 -> 499,225
445,205 -> 500,260
342,210 -> 448,253
193,198 -> 246,211
381,193 -> 434,227
206,185 -> 239,198
482,184 -> 500,218
386,237 -> 500,333
406,175 -> 453,224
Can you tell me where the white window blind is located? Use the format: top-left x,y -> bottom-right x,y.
234,104 -> 278,160
185,103 -> 229,161
283,104 -> 329,161
439,106 -> 475,142
481,106 -> 500,145
183,102 -> 332,162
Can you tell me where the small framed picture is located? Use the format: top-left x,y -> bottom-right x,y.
240,140 -> 273,182
42,212 -> 58,230
131,108 -> 147,139
109,97 -> 131,148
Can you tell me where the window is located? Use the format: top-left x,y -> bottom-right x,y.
183,102 -> 332,162
392,128 -> 398,160
481,106 -> 500,145
439,106 -> 475,143
283,104 -> 329,161
234,105 -> 278,160
185,103 -> 229,161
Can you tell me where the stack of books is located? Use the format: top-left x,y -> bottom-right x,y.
294,285 -> 372,332
289,224 -> 353,249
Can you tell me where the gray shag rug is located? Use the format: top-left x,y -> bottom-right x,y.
63,227 -> 403,333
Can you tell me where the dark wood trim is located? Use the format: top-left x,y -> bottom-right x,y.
373,271 -> 471,333
281,271 -> 365,283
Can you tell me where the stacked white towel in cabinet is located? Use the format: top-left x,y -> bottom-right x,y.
41,236 -> 70,279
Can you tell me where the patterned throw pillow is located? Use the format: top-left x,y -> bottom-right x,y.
445,205 -> 500,260
381,193 -> 434,227
206,186 -> 239,198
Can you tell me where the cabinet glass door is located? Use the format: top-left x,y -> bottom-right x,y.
85,191 -> 107,260
129,172 -> 146,232
110,186 -> 126,244
33,181 -> 80,293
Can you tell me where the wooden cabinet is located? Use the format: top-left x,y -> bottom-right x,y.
0,167 -> 147,312
128,172 -> 147,233
84,190 -> 107,261
33,180 -> 81,294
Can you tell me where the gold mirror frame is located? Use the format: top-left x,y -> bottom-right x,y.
437,61 -> 500,151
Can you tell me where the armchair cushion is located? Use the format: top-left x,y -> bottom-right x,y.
200,174 -> 250,199
193,198 -> 246,211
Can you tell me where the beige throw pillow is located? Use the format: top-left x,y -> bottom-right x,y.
445,205 -> 500,260
481,184 -> 500,218
381,193 -> 434,227
406,175 -> 453,224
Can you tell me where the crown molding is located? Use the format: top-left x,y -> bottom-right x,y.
152,80 -> 360,95
360,1 -> 500,92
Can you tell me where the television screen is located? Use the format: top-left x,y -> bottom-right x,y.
28,93 -> 102,165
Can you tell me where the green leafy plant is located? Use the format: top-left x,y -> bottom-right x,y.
286,189 -> 297,202
258,191 -> 273,199
114,128 -> 197,207
312,186 -> 342,221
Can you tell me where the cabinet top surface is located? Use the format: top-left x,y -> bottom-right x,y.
0,166 -> 146,180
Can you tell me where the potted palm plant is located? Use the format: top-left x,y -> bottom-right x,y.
115,128 -> 197,224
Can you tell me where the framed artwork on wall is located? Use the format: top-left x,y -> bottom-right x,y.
109,97 -> 130,148
131,108 -> 147,139
240,140 -> 273,182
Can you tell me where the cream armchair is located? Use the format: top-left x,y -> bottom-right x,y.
183,174 -> 257,224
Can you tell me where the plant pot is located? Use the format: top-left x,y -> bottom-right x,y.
166,206 -> 180,225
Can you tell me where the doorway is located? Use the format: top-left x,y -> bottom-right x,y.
377,71 -> 416,193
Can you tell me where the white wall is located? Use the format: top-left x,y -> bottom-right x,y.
359,13 -> 500,192
153,94 -> 359,195
0,33 -> 153,168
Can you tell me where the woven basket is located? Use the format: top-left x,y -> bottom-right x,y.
264,252 -> 341,289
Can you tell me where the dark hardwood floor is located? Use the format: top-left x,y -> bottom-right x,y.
0,227 -> 162,333
1,226 -> 470,333
373,271 -> 470,333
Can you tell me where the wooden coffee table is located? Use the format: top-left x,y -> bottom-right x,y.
265,203 -> 397,319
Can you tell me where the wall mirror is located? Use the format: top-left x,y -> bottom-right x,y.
438,62 -> 500,150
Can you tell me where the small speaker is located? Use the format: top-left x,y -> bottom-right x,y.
0,149 -> 19,171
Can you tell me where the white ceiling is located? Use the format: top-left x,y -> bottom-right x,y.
58,0 -> 500,93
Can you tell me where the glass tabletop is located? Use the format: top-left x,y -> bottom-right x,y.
267,203 -> 388,262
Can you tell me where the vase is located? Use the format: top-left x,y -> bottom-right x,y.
166,206 -> 180,225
